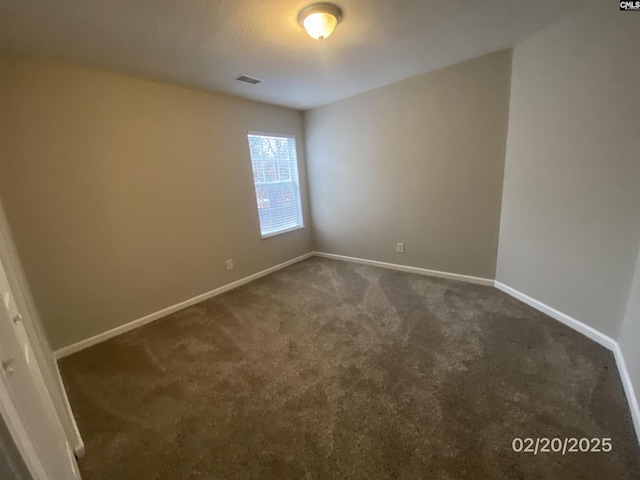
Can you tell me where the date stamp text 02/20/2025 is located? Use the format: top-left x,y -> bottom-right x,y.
512,438 -> 612,455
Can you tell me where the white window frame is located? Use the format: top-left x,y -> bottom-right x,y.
246,131 -> 305,239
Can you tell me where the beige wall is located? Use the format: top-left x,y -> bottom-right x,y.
495,4 -> 640,338
0,54 -> 312,350
304,50 -> 511,279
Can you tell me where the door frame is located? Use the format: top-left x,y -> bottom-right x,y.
0,360 -> 53,480
0,199 -> 84,456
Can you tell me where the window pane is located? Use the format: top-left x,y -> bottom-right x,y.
247,134 -> 303,236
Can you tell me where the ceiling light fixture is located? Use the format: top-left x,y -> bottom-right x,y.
298,3 -> 342,41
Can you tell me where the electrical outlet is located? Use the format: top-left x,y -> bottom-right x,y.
226,259 -> 234,270
396,243 -> 405,254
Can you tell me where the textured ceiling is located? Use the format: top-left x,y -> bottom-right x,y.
0,0 -> 589,109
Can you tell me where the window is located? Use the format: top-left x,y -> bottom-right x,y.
247,133 -> 304,238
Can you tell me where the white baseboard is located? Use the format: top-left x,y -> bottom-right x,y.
54,253 -> 313,359
613,344 -> 640,445
50,358 -> 85,457
54,252 -> 491,359
495,281 -> 639,446
52,250 -> 639,447
312,251 -> 495,286
494,281 -> 617,351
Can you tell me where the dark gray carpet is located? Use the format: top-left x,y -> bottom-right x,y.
59,257 -> 640,479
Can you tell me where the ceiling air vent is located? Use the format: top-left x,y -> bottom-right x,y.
235,74 -> 262,85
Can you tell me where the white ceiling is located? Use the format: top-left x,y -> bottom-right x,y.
0,0 -> 589,110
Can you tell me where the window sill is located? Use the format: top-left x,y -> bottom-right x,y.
261,225 -> 305,240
